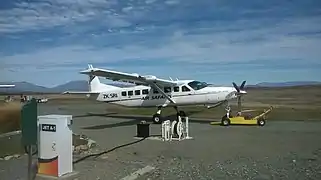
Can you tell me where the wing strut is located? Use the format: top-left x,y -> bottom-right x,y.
150,82 -> 176,104
206,100 -> 227,109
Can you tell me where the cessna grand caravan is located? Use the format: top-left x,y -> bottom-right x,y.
64,65 -> 247,123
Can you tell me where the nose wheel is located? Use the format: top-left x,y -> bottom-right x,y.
152,106 -> 163,124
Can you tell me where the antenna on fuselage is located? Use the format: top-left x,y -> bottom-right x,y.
169,77 -> 173,81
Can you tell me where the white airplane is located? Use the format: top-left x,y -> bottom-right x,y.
0,84 -> 15,88
64,64 -> 247,123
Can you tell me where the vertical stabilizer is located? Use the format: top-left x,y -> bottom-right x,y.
87,64 -> 120,92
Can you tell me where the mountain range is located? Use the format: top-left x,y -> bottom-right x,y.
0,80 -> 134,94
0,80 -> 320,94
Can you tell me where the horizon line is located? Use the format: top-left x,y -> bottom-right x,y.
1,80 -> 321,89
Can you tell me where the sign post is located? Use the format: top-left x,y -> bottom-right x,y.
20,98 -> 38,180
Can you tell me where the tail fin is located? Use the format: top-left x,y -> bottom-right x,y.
62,64 -> 120,96
87,64 -> 120,92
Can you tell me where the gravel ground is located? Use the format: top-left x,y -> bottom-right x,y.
0,103 -> 321,180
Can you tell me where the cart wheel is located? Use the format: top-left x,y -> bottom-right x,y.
257,119 -> 266,126
221,117 -> 230,126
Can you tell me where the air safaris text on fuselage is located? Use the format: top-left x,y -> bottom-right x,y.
142,94 -> 172,100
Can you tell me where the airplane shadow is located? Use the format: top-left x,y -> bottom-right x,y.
79,110 -> 215,130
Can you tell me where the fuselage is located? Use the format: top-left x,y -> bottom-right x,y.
92,80 -> 238,108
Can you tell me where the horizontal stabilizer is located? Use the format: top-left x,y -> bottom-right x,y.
0,85 -> 15,88
62,91 -> 100,95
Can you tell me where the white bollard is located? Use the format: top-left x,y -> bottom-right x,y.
175,116 -> 193,140
161,116 -> 192,142
161,121 -> 165,139
170,120 -> 177,140
165,121 -> 171,141
184,117 -> 192,139
161,120 -> 171,141
176,121 -> 183,141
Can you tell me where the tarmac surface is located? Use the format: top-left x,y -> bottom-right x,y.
1,103 -> 321,180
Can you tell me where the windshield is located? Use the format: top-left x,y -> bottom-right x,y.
188,81 -> 208,90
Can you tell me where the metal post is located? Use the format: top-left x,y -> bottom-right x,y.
185,117 -> 189,138
27,145 -> 33,180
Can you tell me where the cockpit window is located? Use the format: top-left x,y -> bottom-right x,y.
188,81 -> 208,90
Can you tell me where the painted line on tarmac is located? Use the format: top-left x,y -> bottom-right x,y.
120,165 -> 155,180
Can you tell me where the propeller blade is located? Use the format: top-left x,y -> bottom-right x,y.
232,82 -> 240,92
240,81 -> 246,90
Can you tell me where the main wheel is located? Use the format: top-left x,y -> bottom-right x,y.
221,115 -> 230,126
257,119 -> 266,126
177,110 -> 186,118
152,114 -> 162,124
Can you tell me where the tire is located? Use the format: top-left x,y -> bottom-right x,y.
221,116 -> 230,126
152,114 -> 162,124
257,119 -> 266,126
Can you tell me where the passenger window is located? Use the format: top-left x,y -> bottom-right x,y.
122,91 -> 127,96
174,86 -> 179,92
142,89 -> 149,94
128,91 -> 133,96
153,88 -> 159,94
164,87 -> 171,93
182,86 -> 190,92
135,90 -> 140,95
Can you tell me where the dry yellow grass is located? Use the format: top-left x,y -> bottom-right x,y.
0,102 -> 22,134
0,85 -> 320,132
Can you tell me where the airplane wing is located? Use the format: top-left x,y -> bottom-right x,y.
0,85 -> 15,88
80,64 -> 177,105
62,91 -> 100,95
80,65 -> 178,87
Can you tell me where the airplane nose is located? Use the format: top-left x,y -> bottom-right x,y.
240,90 -> 247,94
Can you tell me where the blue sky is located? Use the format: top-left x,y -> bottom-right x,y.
1,0 -> 321,87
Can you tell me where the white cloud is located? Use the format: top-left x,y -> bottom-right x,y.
122,6 -> 134,13
1,1 -> 321,85
2,16 -> 321,73
164,0 -> 180,5
0,0 -> 118,33
0,0 -> 186,34
145,0 -> 157,4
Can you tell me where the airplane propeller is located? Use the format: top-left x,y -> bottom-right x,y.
232,81 -> 247,113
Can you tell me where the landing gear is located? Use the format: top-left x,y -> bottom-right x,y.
152,106 -> 163,124
174,106 -> 186,118
221,116 -> 230,126
152,106 -> 187,124
221,104 -> 231,126
152,114 -> 162,124
225,104 -> 232,117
